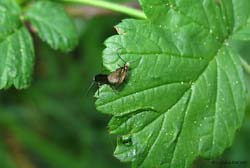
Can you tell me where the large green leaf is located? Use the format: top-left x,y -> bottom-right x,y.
96,0 -> 248,167
25,1 -> 78,52
0,1 -> 34,89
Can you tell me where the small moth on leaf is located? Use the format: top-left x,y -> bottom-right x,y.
107,54 -> 129,86
88,50 -> 140,94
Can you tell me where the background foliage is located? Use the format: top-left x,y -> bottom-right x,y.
0,0 -> 249,168
0,9 -> 129,167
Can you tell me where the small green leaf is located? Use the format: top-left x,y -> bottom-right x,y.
96,0 -> 248,167
25,1 -> 78,52
0,1 -> 34,89
0,0 -> 22,42
0,26 -> 34,89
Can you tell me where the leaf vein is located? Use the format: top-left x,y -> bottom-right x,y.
211,58 -> 219,155
98,81 -> 190,107
170,89 -> 192,166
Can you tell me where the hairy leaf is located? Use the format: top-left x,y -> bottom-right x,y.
0,1 -> 34,89
25,1 -> 78,52
96,0 -> 248,167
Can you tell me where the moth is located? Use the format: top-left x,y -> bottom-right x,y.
107,55 -> 129,86
95,53 -> 130,87
88,51 -> 139,94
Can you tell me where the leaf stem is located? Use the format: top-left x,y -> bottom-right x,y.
240,57 -> 250,75
60,0 -> 147,19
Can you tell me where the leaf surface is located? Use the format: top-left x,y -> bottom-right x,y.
0,1 -> 34,89
96,0 -> 248,167
25,1 -> 78,52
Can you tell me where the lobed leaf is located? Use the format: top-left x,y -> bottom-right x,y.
96,0 -> 248,167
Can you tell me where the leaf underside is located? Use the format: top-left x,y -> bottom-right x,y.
96,0 -> 249,168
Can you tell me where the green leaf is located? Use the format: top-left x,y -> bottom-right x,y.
96,0 -> 248,167
25,1 -> 78,52
231,1 -> 250,41
0,1 -> 34,89
232,24 -> 250,41
0,0 -> 21,42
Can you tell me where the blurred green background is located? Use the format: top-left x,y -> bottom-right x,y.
0,3 -> 129,167
0,1 -> 250,168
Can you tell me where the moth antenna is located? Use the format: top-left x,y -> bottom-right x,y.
115,48 -> 141,66
86,81 -> 95,96
117,52 -> 127,64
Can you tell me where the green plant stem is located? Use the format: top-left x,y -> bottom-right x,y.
241,57 -> 250,75
60,0 -> 147,19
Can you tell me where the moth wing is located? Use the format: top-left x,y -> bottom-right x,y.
108,70 -> 121,84
117,69 -> 127,84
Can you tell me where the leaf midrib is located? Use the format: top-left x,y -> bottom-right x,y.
134,39 -> 228,166
106,18 -> 243,167
99,1 -> 250,167
0,23 -> 23,44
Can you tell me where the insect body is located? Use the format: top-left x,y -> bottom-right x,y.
88,51 -> 136,94
94,74 -> 110,86
86,74 -> 109,95
107,62 -> 129,86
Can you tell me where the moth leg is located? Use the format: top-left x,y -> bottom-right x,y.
97,82 -> 102,96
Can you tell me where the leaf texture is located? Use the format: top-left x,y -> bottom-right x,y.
96,0 -> 248,167
0,1 -> 34,89
25,1 -> 78,52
